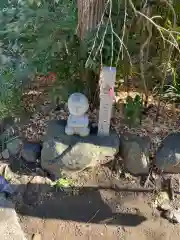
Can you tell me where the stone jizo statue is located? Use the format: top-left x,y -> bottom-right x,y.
65,93 -> 90,137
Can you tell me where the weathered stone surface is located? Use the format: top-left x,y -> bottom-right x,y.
3,165 -> 28,195
22,142 -> 41,163
155,133 -> 180,173
2,149 -> 10,159
7,138 -> 22,156
120,133 -> 150,175
41,120 -> 120,177
0,194 -> 26,240
163,209 -> 180,223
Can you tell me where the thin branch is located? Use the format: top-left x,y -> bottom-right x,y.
128,0 -> 137,16
112,30 -> 132,67
128,0 -> 179,51
140,6 -> 152,105
137,11 -> 179,51
85,0 -> 110,68
109,0 -> 114,66
115,0 -> 127,65
155,0 -> 177,120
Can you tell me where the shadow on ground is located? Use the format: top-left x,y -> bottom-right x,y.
0,183 -> 147,227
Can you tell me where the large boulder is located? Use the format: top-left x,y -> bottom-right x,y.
155,133 -> 180,173
41,120 -> 120,177
120,133 -> 150,175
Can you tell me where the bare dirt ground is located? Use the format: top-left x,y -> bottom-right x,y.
13,82 -> 180,239
16,166 -> 180,240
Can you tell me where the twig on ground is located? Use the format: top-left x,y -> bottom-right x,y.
144,167 -> 153,188
87,209 -> 100,223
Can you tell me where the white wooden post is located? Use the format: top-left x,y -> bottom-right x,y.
98,67 -> 116,136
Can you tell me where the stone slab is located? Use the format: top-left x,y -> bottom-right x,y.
41,120 -> 120,177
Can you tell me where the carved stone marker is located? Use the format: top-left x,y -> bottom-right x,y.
65,93 -> 90,137
98,67 -> 116,136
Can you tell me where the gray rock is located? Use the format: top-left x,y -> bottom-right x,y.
0,194 -> 26,240
41,120 -> 120,177
120,133 -> 150,175
160,202 -> 171,211
172,210 -> 180,223
22,142 -> 41,163
7,138 -> 22,156
163,209 -> 180,224
2,149 -> 10,159
155,133 -> 180,173
3,165 -> 26,194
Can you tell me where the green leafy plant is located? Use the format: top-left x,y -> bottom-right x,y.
124,95 -> 142,127
1,0 -> 180,122
51,177 -> 74,190
0,0 -> 79,117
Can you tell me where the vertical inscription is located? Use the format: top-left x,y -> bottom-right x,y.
98,67 -> 116,136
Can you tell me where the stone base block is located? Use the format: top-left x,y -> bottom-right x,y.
41,120 -> 120,178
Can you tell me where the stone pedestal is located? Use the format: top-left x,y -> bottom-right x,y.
41,120 -> 120,178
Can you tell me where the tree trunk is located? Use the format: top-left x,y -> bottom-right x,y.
77,0 -> 106,107
77,0 -> 106,39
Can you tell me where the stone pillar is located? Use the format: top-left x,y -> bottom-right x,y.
98,67 -> 116,136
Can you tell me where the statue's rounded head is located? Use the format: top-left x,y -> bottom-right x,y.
68,93 -> 89,116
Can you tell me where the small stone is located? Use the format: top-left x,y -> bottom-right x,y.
162,210 -> 174,221
32,233 -> 42,240
22,142 -> 41,163
120,133 -> 150,175
153,127 -> 161,133
160,202 -> 171,211
172,210 -> 180,223
163,209 -> 180,224
1,149 -> 10,159
155,133 -> 180,173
